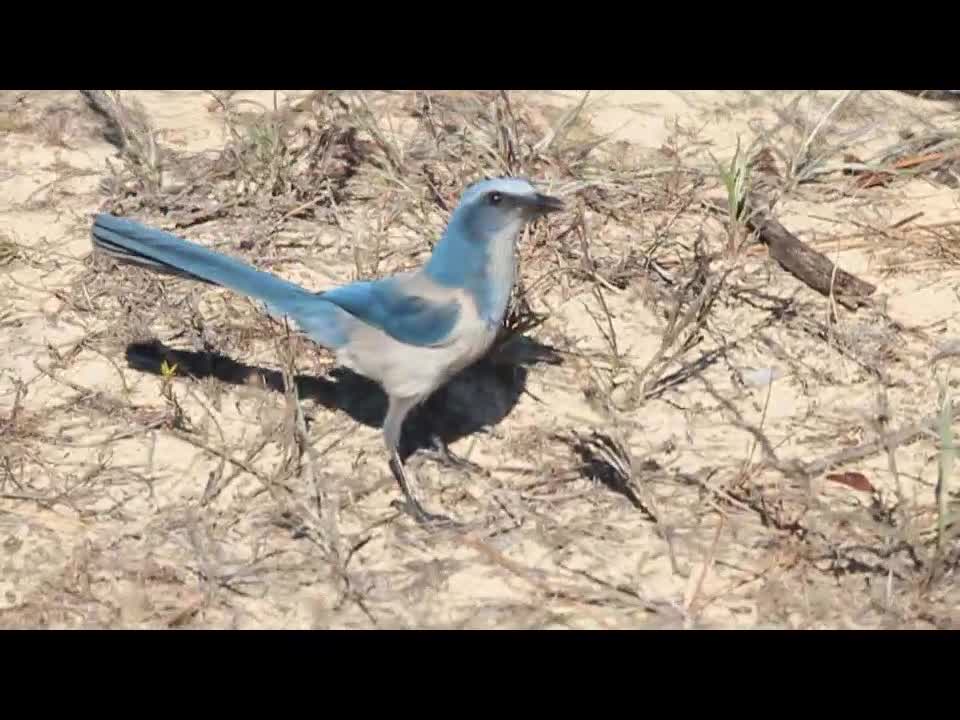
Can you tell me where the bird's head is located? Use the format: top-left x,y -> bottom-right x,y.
450,177 -> 565,240
424,177 -> 565,318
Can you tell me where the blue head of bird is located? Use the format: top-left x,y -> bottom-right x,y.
424,177 -> 564,323
449,177 -> 565,238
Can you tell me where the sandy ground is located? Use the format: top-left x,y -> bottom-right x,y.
1,89 -> 959,628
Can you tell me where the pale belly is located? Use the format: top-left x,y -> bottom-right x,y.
335,317 -> 500,401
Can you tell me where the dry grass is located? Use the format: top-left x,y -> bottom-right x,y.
1,89 -> 959,628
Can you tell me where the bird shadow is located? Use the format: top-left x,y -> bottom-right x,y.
123,333 -> 563,463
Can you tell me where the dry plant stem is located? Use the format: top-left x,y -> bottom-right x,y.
636,483 -> 685,578
355,93 -> 403,175
181,385 -> 228,503
798,402 -> 960,480
742,375 -> 775,480
684,514 -> 725,622
457,534 -> 667,622
790,315 -> 883,379
585,285 -> 620,370
568,430 -> 686,577
658,527 -> 687,576
169,429 -> 276,491
790,90 -> 854,182
815,220 -> 960,246
929,382 -> 955,586
276,321 -> 341,555
632,256 -> 721,402
875,388 -> 904,502
201,433 -> 273,506
534,91 -> 590,154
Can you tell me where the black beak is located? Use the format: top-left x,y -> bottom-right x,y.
532,192 -> 565,214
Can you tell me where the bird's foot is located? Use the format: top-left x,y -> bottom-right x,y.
422,435 -> 483,474
390,498 -> 461,529
389,449 -> 462,529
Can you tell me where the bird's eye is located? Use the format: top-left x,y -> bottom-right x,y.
489,192 -> 503,205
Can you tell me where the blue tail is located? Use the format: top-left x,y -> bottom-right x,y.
92,214 -> 349,349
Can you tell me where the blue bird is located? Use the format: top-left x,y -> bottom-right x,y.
91,177 -> 565,525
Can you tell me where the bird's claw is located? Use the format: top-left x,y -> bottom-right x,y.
391,498 -> 461,529
423,436 -> 483,474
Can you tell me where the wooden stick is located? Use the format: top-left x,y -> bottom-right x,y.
746,192 -> 877,311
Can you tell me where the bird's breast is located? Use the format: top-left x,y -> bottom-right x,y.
440,294 -> 499,369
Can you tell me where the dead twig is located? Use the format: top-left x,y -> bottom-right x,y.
799,401 -> 960,479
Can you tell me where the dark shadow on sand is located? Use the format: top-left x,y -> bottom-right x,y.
124,334 -> 562,462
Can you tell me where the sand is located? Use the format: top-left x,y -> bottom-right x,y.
1,89 -> 958,628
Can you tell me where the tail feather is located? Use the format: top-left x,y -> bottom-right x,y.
92,219 -> 219,284
91,213 -> 350,349
92,214 -> 308,297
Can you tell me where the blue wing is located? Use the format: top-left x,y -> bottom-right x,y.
320,278 -> 461,347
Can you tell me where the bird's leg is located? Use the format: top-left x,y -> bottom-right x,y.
384,395 -> 458,528
388,450 -> 457,526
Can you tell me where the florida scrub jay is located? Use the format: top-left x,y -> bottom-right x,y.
91,177 -> 564,525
